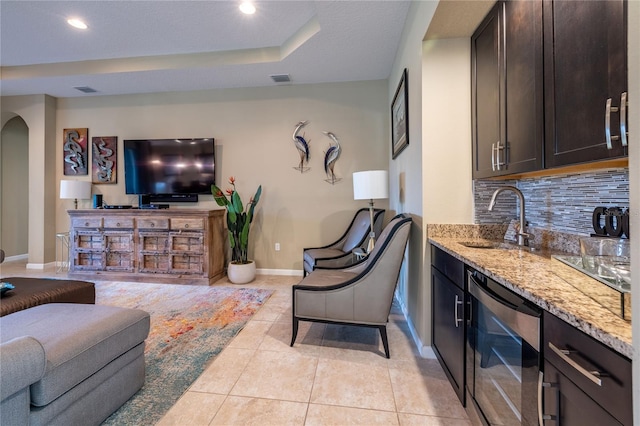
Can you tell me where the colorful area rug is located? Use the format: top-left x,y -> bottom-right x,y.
95,281 -> 272,425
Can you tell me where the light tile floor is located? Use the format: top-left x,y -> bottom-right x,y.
1,261 -> 470,426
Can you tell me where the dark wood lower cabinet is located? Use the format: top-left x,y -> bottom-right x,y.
542,312 -> 632,425
432,266 -> 465,404
542,361 -> 622,425
431,245 -> 466,405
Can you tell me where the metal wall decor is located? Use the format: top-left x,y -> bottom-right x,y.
391,68 -> 409,159
292,120 -> 311,172
323,131 -> 342,184
63,128 -> 89,175
92,136 -> 117,184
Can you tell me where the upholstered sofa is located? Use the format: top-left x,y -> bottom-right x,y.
0,303 -> 150,425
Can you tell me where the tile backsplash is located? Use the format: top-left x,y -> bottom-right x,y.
474,168 -> 630,236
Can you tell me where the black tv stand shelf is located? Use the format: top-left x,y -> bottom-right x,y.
139,204 -> 169,210
139,193 -> 199,204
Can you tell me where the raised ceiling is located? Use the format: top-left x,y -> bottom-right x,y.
0,0 -> 412,98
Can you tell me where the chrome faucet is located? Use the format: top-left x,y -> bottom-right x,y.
488,186 -> 530,246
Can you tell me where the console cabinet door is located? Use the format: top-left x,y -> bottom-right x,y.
472,0 -> 543,178
544,0 -> 627,167
168,232 -> 204,274
432,266 -> 466,404
73,230 -> 105,271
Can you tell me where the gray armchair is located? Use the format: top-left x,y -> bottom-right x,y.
302,208 -> 385,276
291,213 -> 412,358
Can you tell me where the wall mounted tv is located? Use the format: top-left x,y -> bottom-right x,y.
123,138 -> 215,203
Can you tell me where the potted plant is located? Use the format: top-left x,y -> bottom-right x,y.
211,177 -> 262,283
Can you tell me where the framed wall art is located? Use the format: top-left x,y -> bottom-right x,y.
63,128 -> 89,175
391,68 -> 409,159
92,136 -> 117,184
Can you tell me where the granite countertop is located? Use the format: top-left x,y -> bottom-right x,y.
429,235 -> 632,359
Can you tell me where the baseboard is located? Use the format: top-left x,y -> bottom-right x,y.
395,291 -> 436,359
256,268 -> 304,276
26,261 -> 55,270
5,253 -> 28,262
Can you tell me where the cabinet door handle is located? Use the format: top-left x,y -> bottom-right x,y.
454,295 -> 463,328
494,141 -> 505,170
548,342 -> 608,386
491,143 -> 496,171
620,92 -> 628,147
605,98 -> 620,149
538,371 -> 558,425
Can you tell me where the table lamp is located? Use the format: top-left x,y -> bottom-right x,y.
353,170 -> 389,252
60,180 -> 92,209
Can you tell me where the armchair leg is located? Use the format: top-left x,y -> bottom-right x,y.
291,317 -> 299,347
378,325 -> 390,359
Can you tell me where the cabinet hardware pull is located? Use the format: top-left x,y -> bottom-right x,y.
454,295 -> 463,328
605,98 -> 620,149
491,143 -> 496,171
493,141 -> 505,170
548,342 -> 607,386
620,92 -> 628,147
538,371 -> 558,425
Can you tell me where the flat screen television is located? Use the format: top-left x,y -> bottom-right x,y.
123,138 -> 215,202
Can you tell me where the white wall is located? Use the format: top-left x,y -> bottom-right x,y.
387,1 -> 438,355
0,117 -> 29,256
54,80 -> 390,271
1,95 -> 57,266
422,38 -> 474,225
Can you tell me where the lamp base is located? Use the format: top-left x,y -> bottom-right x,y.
366,199 -> 376,253
366,234 -> 375,253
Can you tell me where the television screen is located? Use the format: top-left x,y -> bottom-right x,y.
123,138 -> 215,195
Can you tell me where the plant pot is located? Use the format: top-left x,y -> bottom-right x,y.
227,260 -> 256,284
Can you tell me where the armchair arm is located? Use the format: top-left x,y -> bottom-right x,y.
313,250 -> 363,269
0,336 -> 46,400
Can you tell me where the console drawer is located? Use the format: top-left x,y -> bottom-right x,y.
103,218 -> 134,229
72,217 -> 103,229
137,217 -> 170,230
171,218 -> 204,230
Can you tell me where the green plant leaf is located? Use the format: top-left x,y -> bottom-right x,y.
211,184 -> 229,207
252,185 -> 262,204
231,191 -> 243,213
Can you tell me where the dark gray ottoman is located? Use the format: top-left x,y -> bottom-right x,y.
0,303 -> 150,426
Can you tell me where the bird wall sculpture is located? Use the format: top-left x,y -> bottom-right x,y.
292,120 -> 311,173
323,131 -> 342,184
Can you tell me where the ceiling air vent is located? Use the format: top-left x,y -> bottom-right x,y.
73,86 -> 98,93
270,74 -> 291,83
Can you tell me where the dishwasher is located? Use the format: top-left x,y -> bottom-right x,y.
466,268 -> 542,426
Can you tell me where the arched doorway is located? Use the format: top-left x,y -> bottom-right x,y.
1,116 -> 30,258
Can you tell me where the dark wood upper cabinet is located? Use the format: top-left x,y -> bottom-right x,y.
471,0 -> 543,179
544,0 -> 627,168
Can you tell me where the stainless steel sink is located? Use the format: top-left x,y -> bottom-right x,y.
459,241 -> 517,250
459,240 -> 539,253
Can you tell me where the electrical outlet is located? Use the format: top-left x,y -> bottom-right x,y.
275,243 -> 281,251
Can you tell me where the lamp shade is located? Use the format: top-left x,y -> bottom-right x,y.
353,170 -> 389,200
60,180 -> 92,200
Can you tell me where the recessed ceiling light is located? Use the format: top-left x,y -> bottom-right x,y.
67,18 -> 88,29
239,2 -> 256,15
